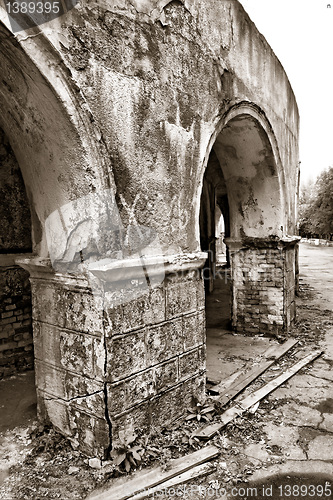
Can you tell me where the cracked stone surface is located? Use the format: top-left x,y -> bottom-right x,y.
307,435 -> 333,460
272,375 -> 331,404
263,422 -> 307,460
277,402 -> 323,428
319,413 -> 333,433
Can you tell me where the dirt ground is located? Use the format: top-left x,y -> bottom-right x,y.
0,242 -> 333,499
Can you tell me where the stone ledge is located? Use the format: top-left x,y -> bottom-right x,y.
0,253 -> 33,268
225,236 -> 301,251
15,253 -> 208,285
88,252 -> 207,283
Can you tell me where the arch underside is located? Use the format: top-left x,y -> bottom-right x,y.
200,111 -> 297,339
213,114 -> 283,240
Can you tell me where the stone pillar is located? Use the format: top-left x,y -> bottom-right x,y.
225,237 -> 300,335
18,252 -> 207,457
17,257 -> 109,458
89,252 -> 207,443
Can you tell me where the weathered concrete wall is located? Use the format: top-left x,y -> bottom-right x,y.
0,0 -> 299,455
0,0 -> 298,256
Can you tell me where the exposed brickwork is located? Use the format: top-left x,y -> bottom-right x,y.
0,128 -> 32,253
230,239 -> 298,335
0,266 -> 33,377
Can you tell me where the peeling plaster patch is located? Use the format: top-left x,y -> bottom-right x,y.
80,0 -> 192,24
163,119 -> 194,167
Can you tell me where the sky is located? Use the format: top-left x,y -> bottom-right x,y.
239,0 -> 333,186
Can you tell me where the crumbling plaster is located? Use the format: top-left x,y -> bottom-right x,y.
0,0 -> 300,456
0,0 -> 299,257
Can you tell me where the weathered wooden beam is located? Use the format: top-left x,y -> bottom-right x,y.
87,446 -> 220,500
129,463 -> 216,499
195,350 -> 323,440
208,339 -> 298,405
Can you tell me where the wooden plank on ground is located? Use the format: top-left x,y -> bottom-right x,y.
209,339 -> 298,404
129,463 -> 216,499
87,445 -> 220,500
195,349 -> 323,440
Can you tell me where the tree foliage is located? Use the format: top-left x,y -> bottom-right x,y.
298,167 -> 333,239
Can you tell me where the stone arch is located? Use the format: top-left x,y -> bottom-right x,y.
197,102 -> 286,245
0,20 -> 115,258
198,102 -> 296,335
0,21 -> 116,456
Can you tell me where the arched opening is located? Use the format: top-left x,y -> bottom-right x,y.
0,21 -> 114,455
199,110 -> 284,382
0,126 -> 37,426
0,127 -> 33,376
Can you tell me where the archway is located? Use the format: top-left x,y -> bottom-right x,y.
0,20 -> 115,457
0,127 -> 33,377
199,106 -> 293,381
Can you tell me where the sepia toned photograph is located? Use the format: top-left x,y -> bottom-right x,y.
0,0 -> 332,498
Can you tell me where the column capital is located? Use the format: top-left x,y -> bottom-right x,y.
88,252 -> 208,282
225,236 -> 301,251
15,256 -> 90,288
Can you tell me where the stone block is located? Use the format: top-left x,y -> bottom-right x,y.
108,368 -> 156,415
154,358 -> 178,392
106,329 -> 146,381
121,294 -> 148,332
179,348 -> 203,379
60,330 -> 103,379
5,304 -> 16,311
142,286 -> 165,325
18,338 -> 32,348
1,310 -> 13,319
103,298 -> 123,336
146,319 -> 183,366
183,313 -> 201,350
62,288 -> 103,335
31,280 -> 103,335
166,280 -> 197,319
1,316 -> 15,325
35,360 -> 105,414
39,389 -> 71,433
68,407 -> 110,458
35,360 -> 66,399
34,321 -> 104,380
111,373 -> 206,443
31,280 -> 60,326
0,341 -> 17,352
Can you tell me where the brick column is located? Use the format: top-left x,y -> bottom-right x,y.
225,237 -> 300,336
0,254 -> 33,377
